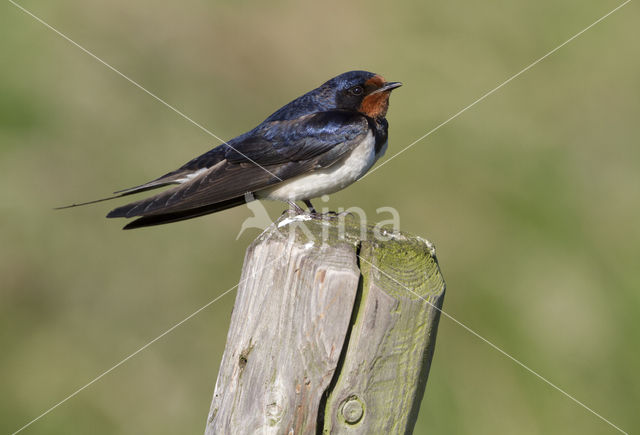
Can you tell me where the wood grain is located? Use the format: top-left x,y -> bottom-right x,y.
206,214 -> 445,434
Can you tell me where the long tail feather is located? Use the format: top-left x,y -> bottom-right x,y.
55,179 -> 182,210
54,194 -> 127,210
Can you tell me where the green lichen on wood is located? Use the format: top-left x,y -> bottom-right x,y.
364,236 -> 445,301
312,213 -> 445,434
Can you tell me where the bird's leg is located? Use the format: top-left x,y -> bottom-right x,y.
287,200 -> 305,215
302,199 -> 316,214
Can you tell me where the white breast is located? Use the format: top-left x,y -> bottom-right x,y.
259,131 -> 385,201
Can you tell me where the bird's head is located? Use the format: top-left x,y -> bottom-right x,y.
323,70 -> 402,119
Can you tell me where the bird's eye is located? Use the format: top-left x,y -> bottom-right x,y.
348,86 -> 364,96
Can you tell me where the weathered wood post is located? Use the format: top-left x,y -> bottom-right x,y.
205,213 -> 446,434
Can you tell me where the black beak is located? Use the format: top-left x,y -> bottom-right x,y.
372,81 -> 402,94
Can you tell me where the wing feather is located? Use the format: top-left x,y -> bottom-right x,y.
107,110 -> 370,223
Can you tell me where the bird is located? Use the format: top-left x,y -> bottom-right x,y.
59,70 -> 402,229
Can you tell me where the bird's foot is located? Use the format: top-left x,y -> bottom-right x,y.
302,199 -> 337,219
285,200 -> 353,220
312,210 -> 354,220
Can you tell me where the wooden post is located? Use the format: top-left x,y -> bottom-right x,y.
205,213 -> 446,434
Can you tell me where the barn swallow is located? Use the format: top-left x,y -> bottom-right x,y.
60,71 -> 401,229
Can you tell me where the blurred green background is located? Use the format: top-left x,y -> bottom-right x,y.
2,0 -> 638,433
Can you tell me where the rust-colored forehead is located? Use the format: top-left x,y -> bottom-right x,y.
364,74 -> 385,88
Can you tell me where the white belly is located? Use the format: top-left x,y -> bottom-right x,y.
259,132 -> 385,201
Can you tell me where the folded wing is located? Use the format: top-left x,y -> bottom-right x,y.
107,110 -> 369,228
